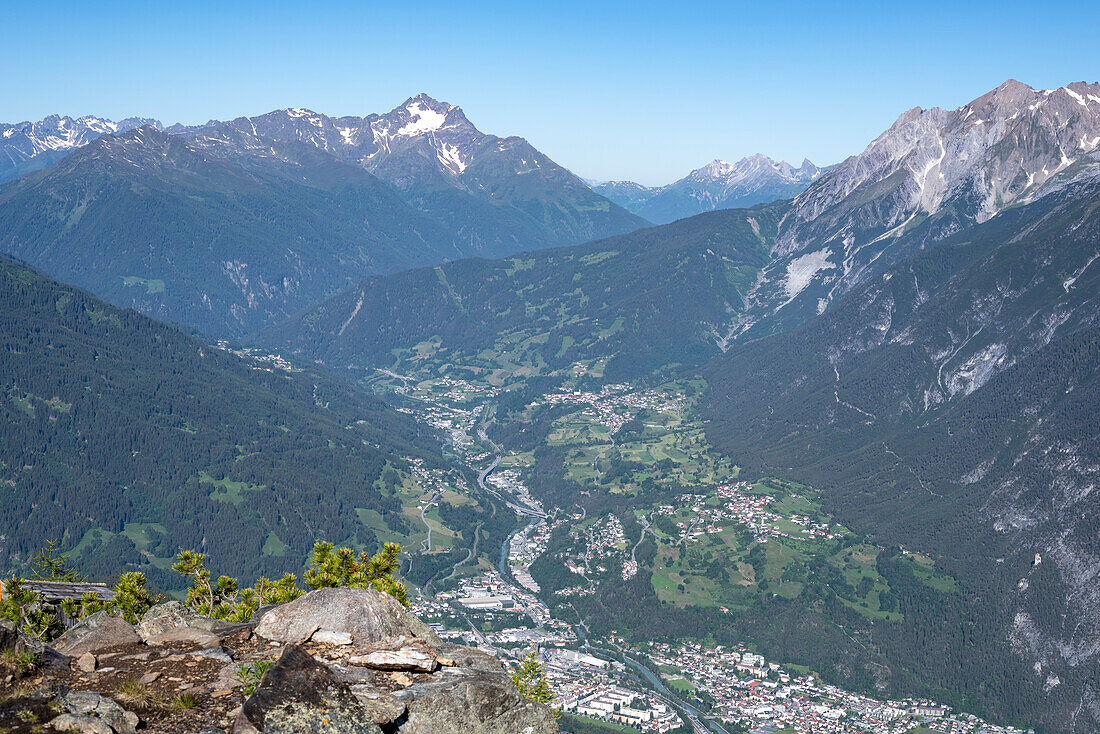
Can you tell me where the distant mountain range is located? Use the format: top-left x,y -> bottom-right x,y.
0,114 -> 160,182
0,95 -> 647,335
263,79 -> 1100,377
255,207 -> 778,380
176,94 -> 648,255
594,155 -> 823,224
0,126 -> 458,335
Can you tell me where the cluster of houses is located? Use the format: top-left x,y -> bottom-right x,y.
487,627 -> 573,649
413,572 -> 1022,734
582,514 -> 627,560
641,641 -> 1029,734
378,368 -> 1026,734
538,383 -> 685,435
553,584 -> 597,598
215,343 -> 298,373
653,482 -> 836,546
407,457 -> 470,497
407,394 -> 482,452
391,374 -> 501,404
509,513 -> 574,593
394,375 -> 550,522
917,714 -> 1008,733
622,557 -> 638,580
553,513 -> 629,595
484,467 -> 545,517
389,374 -> 501,455
434,569 -> 551,627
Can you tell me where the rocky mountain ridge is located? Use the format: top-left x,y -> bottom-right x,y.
0,96 -> 647,330
733,79 -> 1100,340
594,154 -> 822,224
0,115 -> 160,183
173,93 -> 649,256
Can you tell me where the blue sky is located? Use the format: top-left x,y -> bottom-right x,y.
2,0 -> 1097,185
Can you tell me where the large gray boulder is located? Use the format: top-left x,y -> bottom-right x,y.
136,601 -> 201,640
253,587 -> 440,647
237,644 -> 384,734
58,690 -> 140,734
143,626 -> 222,648
48,713 -> 114,734
347,687 -> 407,727
393,663 -> 558,734
349,646 -> 438,673
51,612 -> 140,657
349,635 -> 439,672
434,643 -> 512,672
235,642 -> 556,734
137,601 -> 244,646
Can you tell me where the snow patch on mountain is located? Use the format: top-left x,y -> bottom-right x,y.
337,126 -> 358,145
399,102 -> 447,136
437,142 -> 467,174
783,248 -> 835,301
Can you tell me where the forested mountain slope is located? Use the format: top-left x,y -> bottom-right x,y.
0,126 -> 458,336
255,206 -> 779,379
701,178 -> 1100,731
0,255 -> 442,586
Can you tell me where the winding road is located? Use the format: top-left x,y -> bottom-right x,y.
630,514 -> 650,564
418,491 -> 439,552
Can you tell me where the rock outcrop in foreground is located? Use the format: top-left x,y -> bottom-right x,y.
0,588 -> 558,733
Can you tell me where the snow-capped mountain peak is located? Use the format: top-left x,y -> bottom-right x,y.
595,153 -> 823,224
169,93 -> 549,184
781,79 -> 1100,257
356,94 -> 479,175
284,107 -> 320,118
0,114 -> 161,182
693,159 -> 738,179
686,155 -> 822,187
397,101 -> 448,136
735,79 -> 1100,340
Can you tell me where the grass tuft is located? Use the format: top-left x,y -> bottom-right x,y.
170,692 -> 201,710
115,679 -> 157,710
0,649 -> 40,679
236,660 -> 274,696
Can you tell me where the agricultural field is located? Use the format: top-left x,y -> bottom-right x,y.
523,381 -> 948,624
